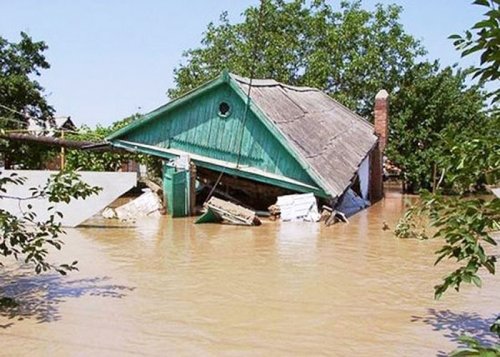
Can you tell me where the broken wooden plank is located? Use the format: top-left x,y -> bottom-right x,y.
140,177 -> 162,193
195,197 -> 261,226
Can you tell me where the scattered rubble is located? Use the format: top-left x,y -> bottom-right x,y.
102,189 -> 163,221
102,207 -> 117,219
319,206 -> 348,226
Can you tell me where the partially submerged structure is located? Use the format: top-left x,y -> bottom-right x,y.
107,71 -> 388,217
1,170 -> 136,227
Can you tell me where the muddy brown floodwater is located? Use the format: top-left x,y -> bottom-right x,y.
1,190 -> 499,356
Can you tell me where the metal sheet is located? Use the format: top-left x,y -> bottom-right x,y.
276,193 -> 320,222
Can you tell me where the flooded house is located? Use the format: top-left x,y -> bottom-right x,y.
106,71 -> 388,218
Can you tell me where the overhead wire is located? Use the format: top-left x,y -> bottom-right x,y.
0,103 -> 26,117
0,103 -> 70,120
0,116 -> 27,126
0,103 -> 81,136
204,0 -> 266,203
235,0 -> 266,169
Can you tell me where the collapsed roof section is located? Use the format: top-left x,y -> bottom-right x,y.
230,74 -> 377,198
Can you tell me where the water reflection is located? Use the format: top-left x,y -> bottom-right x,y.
0,269 -> 134,326
277,221 -> 320,264
412,308 -> 499,347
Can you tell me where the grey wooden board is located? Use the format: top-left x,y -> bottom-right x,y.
0,170 -> 136,227
206,197 -> 259,226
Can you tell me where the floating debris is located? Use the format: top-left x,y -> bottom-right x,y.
195,197 -> 261,226
487,186 -> 500,198
103,189 -> 163,221
102,207 -> 117,219
319,206 -> 349,226
270,193 -> 320,222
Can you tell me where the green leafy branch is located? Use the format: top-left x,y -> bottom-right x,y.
450,335 -> 500,356
0,171 -> 101,275
449,0 -> 500,103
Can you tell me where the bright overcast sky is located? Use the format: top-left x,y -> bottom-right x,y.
0,0 -> 485,127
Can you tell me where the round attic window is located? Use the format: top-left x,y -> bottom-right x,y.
218,102 -> 231,118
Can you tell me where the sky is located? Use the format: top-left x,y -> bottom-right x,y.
0,0 -> 486,127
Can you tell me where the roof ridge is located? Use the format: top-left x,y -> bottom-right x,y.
229,72 -> 318,92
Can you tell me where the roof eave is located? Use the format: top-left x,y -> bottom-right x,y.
112,139 -> 329,197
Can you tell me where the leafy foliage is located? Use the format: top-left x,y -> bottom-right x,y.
395,107 -> 499,297
169,0 -> 424,117
449,335 -> 500,356
64,115 -> 162,178
438,115 -> 500,193
450,0 -> 500,103
395,121 -> 500,352
395,2 -> 500,353
0,171 -> 100,275
387,62 -> 488,192
65,115 -> 138,172
0,32 -> 56,168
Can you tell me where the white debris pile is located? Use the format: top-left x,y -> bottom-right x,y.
102,189 -> 163,220
275,193 -> 320,222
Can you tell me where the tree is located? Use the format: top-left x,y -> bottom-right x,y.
64,114 -> 162,179
387,61 -> 488,193
0,32 -> 56,168
65,115 -> 141,172
0,33 -> 102,311
169,0 -> 425,117
416,0 -> 500,299
168,0 -> 492,192
0,171 -> 100,275
395,120 -> 500,353
450,0 -> 500,104
396,1 -> 500,353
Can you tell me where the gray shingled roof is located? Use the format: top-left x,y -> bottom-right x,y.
231,74 -> 378,199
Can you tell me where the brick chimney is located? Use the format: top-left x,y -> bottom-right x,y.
374,89 -> 389,152
369,89 -> 389,203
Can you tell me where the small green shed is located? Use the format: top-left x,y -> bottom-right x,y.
107,71 -> 383,217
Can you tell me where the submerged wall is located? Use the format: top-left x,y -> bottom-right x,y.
0,170 -> 137,227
